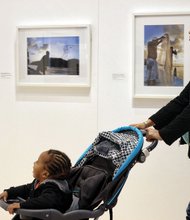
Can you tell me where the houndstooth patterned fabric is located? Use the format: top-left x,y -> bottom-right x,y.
76,130 -> 139,176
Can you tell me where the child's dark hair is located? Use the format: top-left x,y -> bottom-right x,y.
44,149 -> 71,179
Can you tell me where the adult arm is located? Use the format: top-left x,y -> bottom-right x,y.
150,82 -> 190,145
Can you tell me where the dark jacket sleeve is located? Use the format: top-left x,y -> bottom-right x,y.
149,81 -> 190,145
5,183 -> 33,200
20,182 -> 72,213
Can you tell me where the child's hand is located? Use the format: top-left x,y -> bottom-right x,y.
7,203 -> 20,214
0,191 -> 8,201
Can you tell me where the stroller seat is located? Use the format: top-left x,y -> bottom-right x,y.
0,126 -> 157,220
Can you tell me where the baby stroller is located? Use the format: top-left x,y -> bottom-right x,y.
0,126 -> 157,220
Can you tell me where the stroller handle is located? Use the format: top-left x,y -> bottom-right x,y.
138,129 -> 158,163
141,129 -> 158,151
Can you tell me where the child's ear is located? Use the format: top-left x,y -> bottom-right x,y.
43,170 -> 49,178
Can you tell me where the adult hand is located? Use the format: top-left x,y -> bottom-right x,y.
130,122 -> 146,129
130,119 -> 155,129
146,128 -> 162,142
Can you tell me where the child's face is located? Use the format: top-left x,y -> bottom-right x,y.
33,151 -> 49,182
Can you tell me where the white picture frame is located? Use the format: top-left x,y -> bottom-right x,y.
133,12 -> 190,98
16,25 -> 91,87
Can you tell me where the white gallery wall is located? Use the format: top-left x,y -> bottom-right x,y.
0,0 -> 190,220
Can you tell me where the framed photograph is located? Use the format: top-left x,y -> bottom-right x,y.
16,25 -> 91,87
133,12 -> 190,98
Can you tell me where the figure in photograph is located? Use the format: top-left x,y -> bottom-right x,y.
144,24 -> 184,87
161,34 -> 177,86
146,35 -> 165,85
36,50 -> 50,75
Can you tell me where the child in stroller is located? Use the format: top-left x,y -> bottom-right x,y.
0,149 -> 72,220
0,126 -> 157,220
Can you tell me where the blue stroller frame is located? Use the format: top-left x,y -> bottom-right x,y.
0,126 -> 157,220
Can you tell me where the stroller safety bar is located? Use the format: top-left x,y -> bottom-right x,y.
0,200 -> 8,211
17,207 -> 105,220
0,199 -> 105,220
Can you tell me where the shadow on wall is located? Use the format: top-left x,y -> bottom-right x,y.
132,98 -> 170,108
16,87 -> 91,103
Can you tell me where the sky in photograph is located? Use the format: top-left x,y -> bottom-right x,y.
144,24 -> 184,44
27,36 -> 79,62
